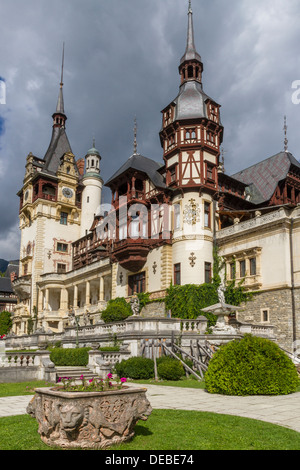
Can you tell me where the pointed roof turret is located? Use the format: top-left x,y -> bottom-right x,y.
179,1 -> 203,86
43,44 -> 72,174
180,1 -> 202,65
52,43 -> 67,129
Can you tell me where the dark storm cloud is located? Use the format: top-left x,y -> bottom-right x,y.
1,0 -> 300,260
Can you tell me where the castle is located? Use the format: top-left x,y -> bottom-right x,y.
11,3 -> 300,353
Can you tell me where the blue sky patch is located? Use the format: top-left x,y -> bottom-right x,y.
0,116 -> 4,137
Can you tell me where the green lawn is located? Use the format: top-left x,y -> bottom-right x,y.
0,380 -> 55,397
0,380 -> 299,450
0,410 -> 299,450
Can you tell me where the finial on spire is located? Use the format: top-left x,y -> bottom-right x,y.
93,137 -> 96,148
188,0 -> 192,14
284,115 -> 288,152
133,117 -> 138,154
60,42 -> 65,88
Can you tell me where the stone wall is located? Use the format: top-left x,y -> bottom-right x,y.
140,301 -> 166,318
238,287 -> 300,351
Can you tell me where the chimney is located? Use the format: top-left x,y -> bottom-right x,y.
76,158 -> 85,176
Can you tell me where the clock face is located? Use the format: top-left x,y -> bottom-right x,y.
62,187 -> 73,199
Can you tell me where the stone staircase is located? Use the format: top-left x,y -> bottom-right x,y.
55,366 -> 99,383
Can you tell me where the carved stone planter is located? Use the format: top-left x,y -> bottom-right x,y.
27,386 -> 152,449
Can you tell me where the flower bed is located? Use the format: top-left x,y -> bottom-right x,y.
56,373 -> 127,392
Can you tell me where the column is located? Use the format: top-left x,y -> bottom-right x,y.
38,290 -> 44,312
60,288 -> 68,311
99,276 -> 104,302
74,284 -> 78,309
45,288 -> 49,311
85,281 -> 91,307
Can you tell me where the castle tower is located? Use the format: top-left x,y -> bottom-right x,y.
159,0 -> 224,286
13,48 -> 82,334
80,140 -> 103,237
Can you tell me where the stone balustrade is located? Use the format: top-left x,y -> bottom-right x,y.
0,350 -> 56,383
4,315 -> 275,355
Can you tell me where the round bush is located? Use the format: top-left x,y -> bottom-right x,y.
157,357 -> 185,381
205,334 -> 299,396
101,297 -> 132,323
114,357 -> 154,380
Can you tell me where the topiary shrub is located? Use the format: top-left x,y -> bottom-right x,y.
0,311 -> 12,336
49,347 -> 89,367
114,357 -> 154,380
101,297 -> 132,323
205,334 -> 299,396
157,357 -> 185,381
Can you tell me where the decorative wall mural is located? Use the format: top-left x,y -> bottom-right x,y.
183,198 -> 200,225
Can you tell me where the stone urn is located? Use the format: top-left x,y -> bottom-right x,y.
27,386 -> 152,449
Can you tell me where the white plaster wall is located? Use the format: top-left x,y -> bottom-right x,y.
81,175 -> 103,237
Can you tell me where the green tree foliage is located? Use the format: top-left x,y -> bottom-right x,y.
205,334 -> 299,396
0,311 -> 12,335
165,245 -> 251,325
165,283 -> 219,328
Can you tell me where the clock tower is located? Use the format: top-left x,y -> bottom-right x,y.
13,50 -> 83,332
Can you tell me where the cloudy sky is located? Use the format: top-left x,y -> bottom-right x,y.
1,0 -> 300,261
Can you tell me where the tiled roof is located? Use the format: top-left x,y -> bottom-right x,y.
232,151 -> 300,205
105,153 -> 166,189
43,127 -> 73,175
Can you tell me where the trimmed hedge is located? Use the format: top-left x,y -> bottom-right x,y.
49,347 -> 90,367
0,311 -> 12,336
114,355 -> 186,381
205,334 -> 299,396
101,298 -> 132,323
114,357 -> 154,380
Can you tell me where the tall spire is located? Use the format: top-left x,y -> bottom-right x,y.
179,1 -> 203,85
284,115 -> 288,152
56,43 -> 65,115
180,0 -> 202,65
53,43 -> 67,128
133,116 -> 138,155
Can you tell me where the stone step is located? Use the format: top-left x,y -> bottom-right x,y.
55,366 -> 99,383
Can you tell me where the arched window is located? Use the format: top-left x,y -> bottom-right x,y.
188,65 -> 193,78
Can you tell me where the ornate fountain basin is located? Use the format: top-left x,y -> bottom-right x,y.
27,386 -> 152,449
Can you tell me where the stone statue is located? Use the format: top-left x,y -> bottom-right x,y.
130,294 -> 140,316
83,310 -> 91,326
68,310 -> 77,327
217,281 -> 226,306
